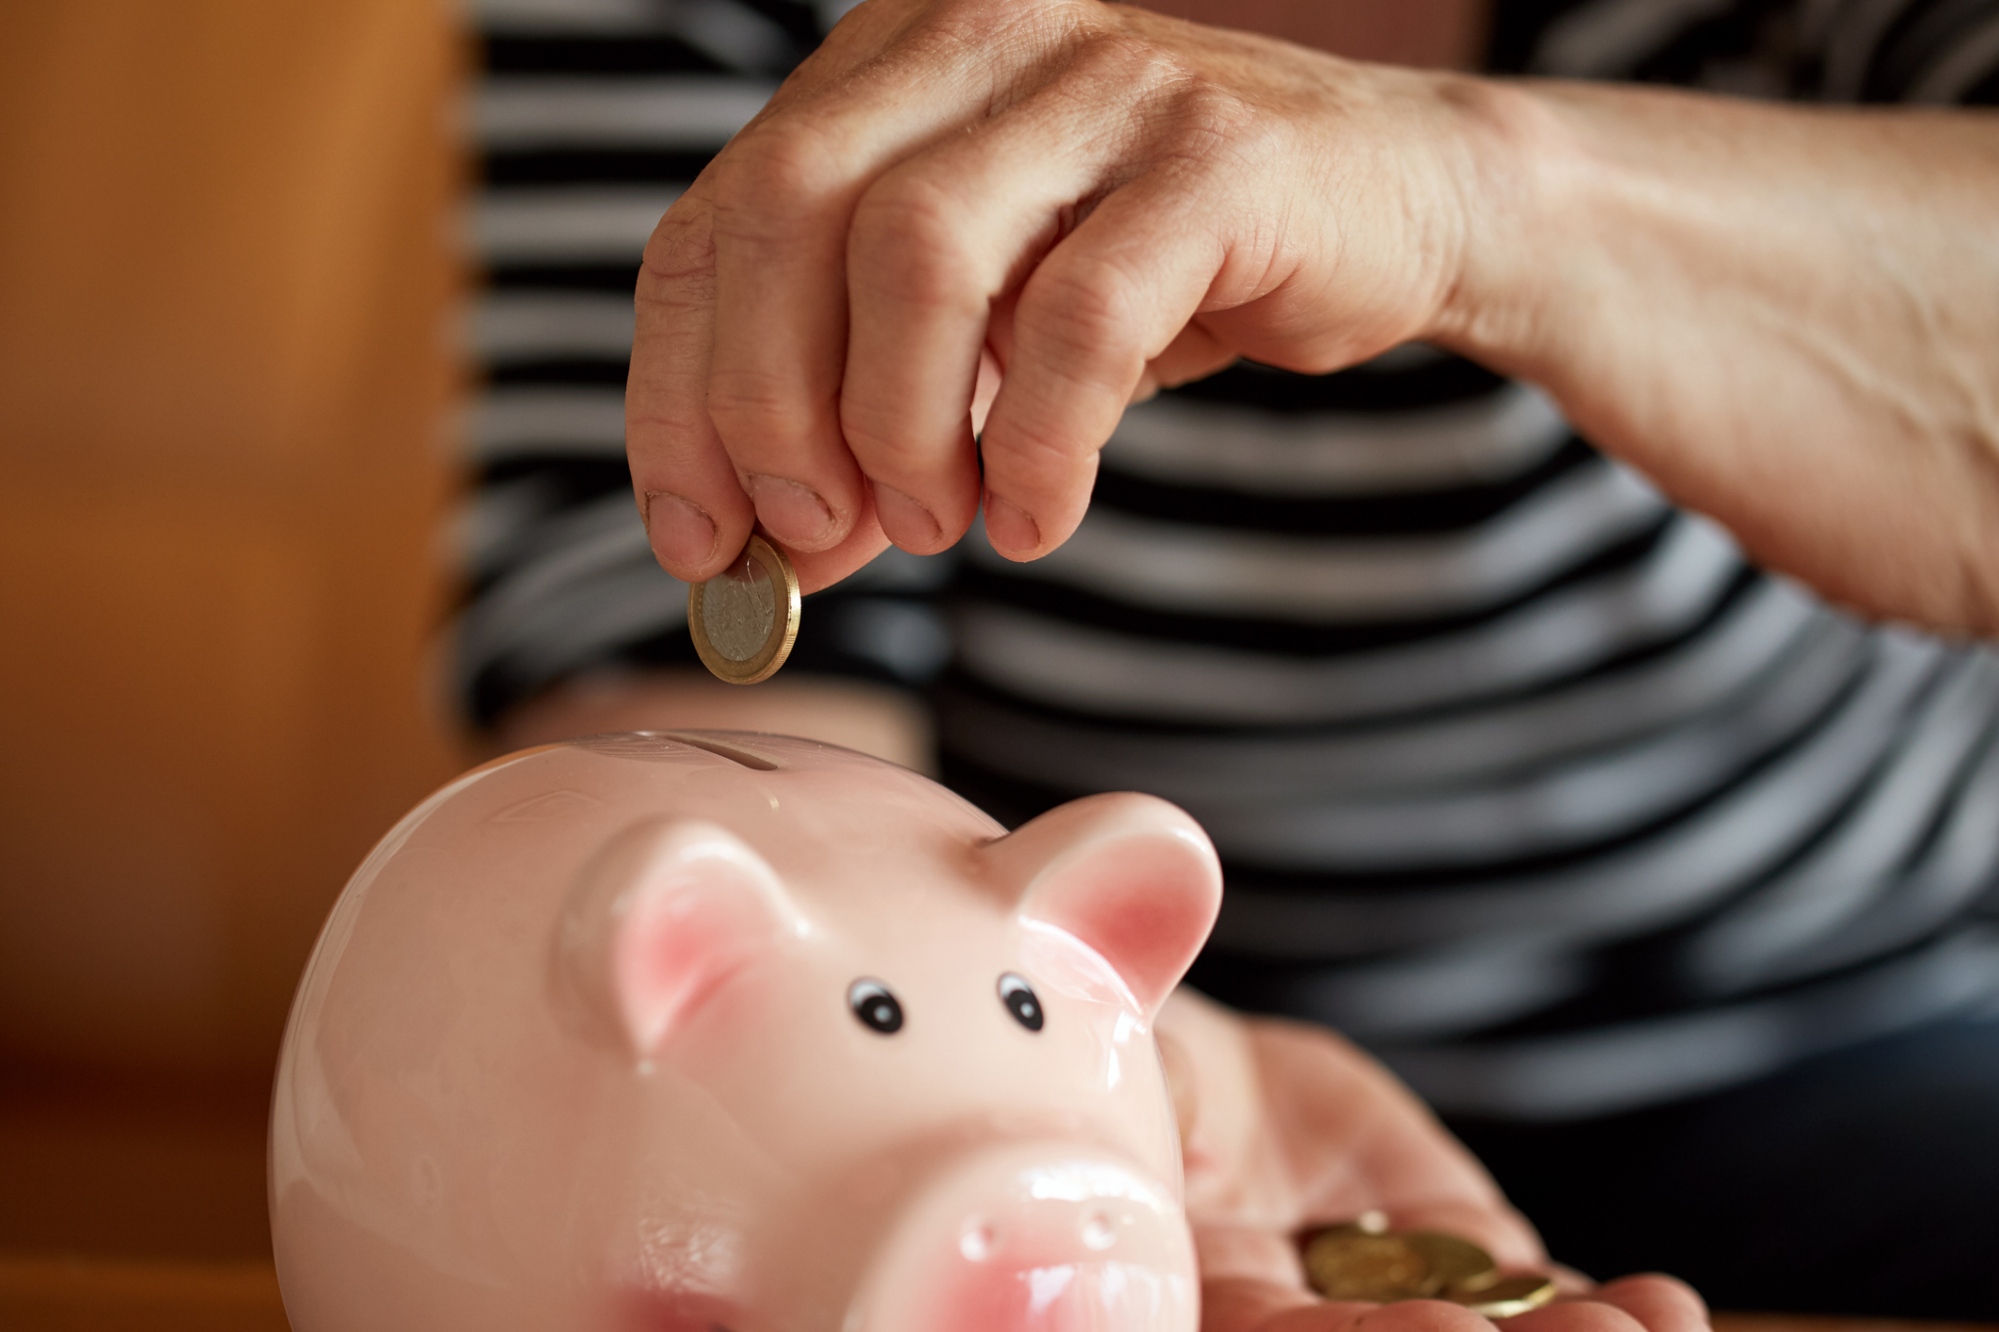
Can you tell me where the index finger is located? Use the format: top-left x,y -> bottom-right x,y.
700,5 -> 1077,556
977,167 -> 1238,559
629,197 -> 756,582
629,196 -> 893,591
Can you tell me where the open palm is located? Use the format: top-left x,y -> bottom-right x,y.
1156,992 -> 1709,1332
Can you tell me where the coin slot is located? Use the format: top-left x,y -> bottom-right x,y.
665,733 -> 781,771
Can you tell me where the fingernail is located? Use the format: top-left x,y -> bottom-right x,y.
643,491 -> 717,570
745,474 -> 837,550
873,481 -> 943,551
984,492 -> 1042,557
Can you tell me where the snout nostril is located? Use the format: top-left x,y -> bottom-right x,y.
1082,1210 -> 1115,1251
959,1219 -> 998,1262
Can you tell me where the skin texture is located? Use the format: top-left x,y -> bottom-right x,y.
626,0 -> 1999,633
1155,990 -> 1710,1332
1446,86 -> 1999,635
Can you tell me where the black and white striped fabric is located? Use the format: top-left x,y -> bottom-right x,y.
452,0 -> 1999,1120
458,0 -> 947,728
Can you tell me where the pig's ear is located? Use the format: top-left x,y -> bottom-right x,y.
556,819 -> 803,1057
985,794 -> 1221,1019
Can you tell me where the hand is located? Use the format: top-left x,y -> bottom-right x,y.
1154,991 -> 1710,1332
627,0 -> 1500,591
629,0 -> 1999,628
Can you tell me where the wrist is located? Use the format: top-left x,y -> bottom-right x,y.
1419,74 -> 1587,378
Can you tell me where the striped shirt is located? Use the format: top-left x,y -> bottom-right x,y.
453,0 -> 1999,1120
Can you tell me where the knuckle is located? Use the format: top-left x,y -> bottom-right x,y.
985,413 -> 1087,500
1065,29 -> 1161,82
1017,255 -> 1142,379
706,366 -> 808,441
1060,30 -> 1253,152
638,204 -> 716,301
625,390 -> 704,437
1104,29 -> 1196,88
1137,88 -> 1263,182
837,408 -> 933,477
922,0 -> 1087,65
713,122 -> 847,223
849,179 -> 980,312
1167,82 -> 1258,152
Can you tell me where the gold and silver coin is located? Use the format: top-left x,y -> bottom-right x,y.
1301,1219 -> 1553,1318
1453,1274 -> 1559,1318
1302,1225 -> 1440,1302
1406,1230 -> 1500,1295
688,534 -> 800,685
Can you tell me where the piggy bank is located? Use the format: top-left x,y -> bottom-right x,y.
270,731 -> 1223,1332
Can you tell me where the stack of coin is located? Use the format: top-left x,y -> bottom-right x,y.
1301,1213 -> 1556,1318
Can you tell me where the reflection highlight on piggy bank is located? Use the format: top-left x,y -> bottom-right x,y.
271,732 -> 1222,1332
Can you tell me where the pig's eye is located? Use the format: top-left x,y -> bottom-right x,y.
998,973 -> 1043,1032
848,979 -> 904,1035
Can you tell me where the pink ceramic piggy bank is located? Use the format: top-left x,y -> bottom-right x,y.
271,731 -> 1222,1332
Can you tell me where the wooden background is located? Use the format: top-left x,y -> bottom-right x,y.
0,0 -> 467,1297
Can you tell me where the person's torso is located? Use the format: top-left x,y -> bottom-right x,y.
453,0 -> 1999,1121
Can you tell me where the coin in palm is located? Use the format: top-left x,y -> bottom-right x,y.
1302,1226 -> 1440,1302
1407,1230 -> 1499,1295
1452,1273 -> 1558,1318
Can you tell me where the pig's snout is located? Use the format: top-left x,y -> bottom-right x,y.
850,1143 -> 1197,1332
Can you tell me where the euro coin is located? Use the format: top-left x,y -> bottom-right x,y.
1301,1225 -> 1440,1302
1451,1274 -> 1558,1319
1406,1231 -> 1499,1295
688,534 -> 800,685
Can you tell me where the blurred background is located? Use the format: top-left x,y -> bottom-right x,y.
0,1 -> 464,1323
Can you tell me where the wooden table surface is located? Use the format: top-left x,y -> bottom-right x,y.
4,1069 -> 1993,1332
0,1255 -> 285,1332
2,1254 -> 1994,1332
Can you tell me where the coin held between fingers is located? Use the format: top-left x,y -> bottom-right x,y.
689,534 -> 801,684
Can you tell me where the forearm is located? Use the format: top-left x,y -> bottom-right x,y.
1441,83 -> 1999,633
